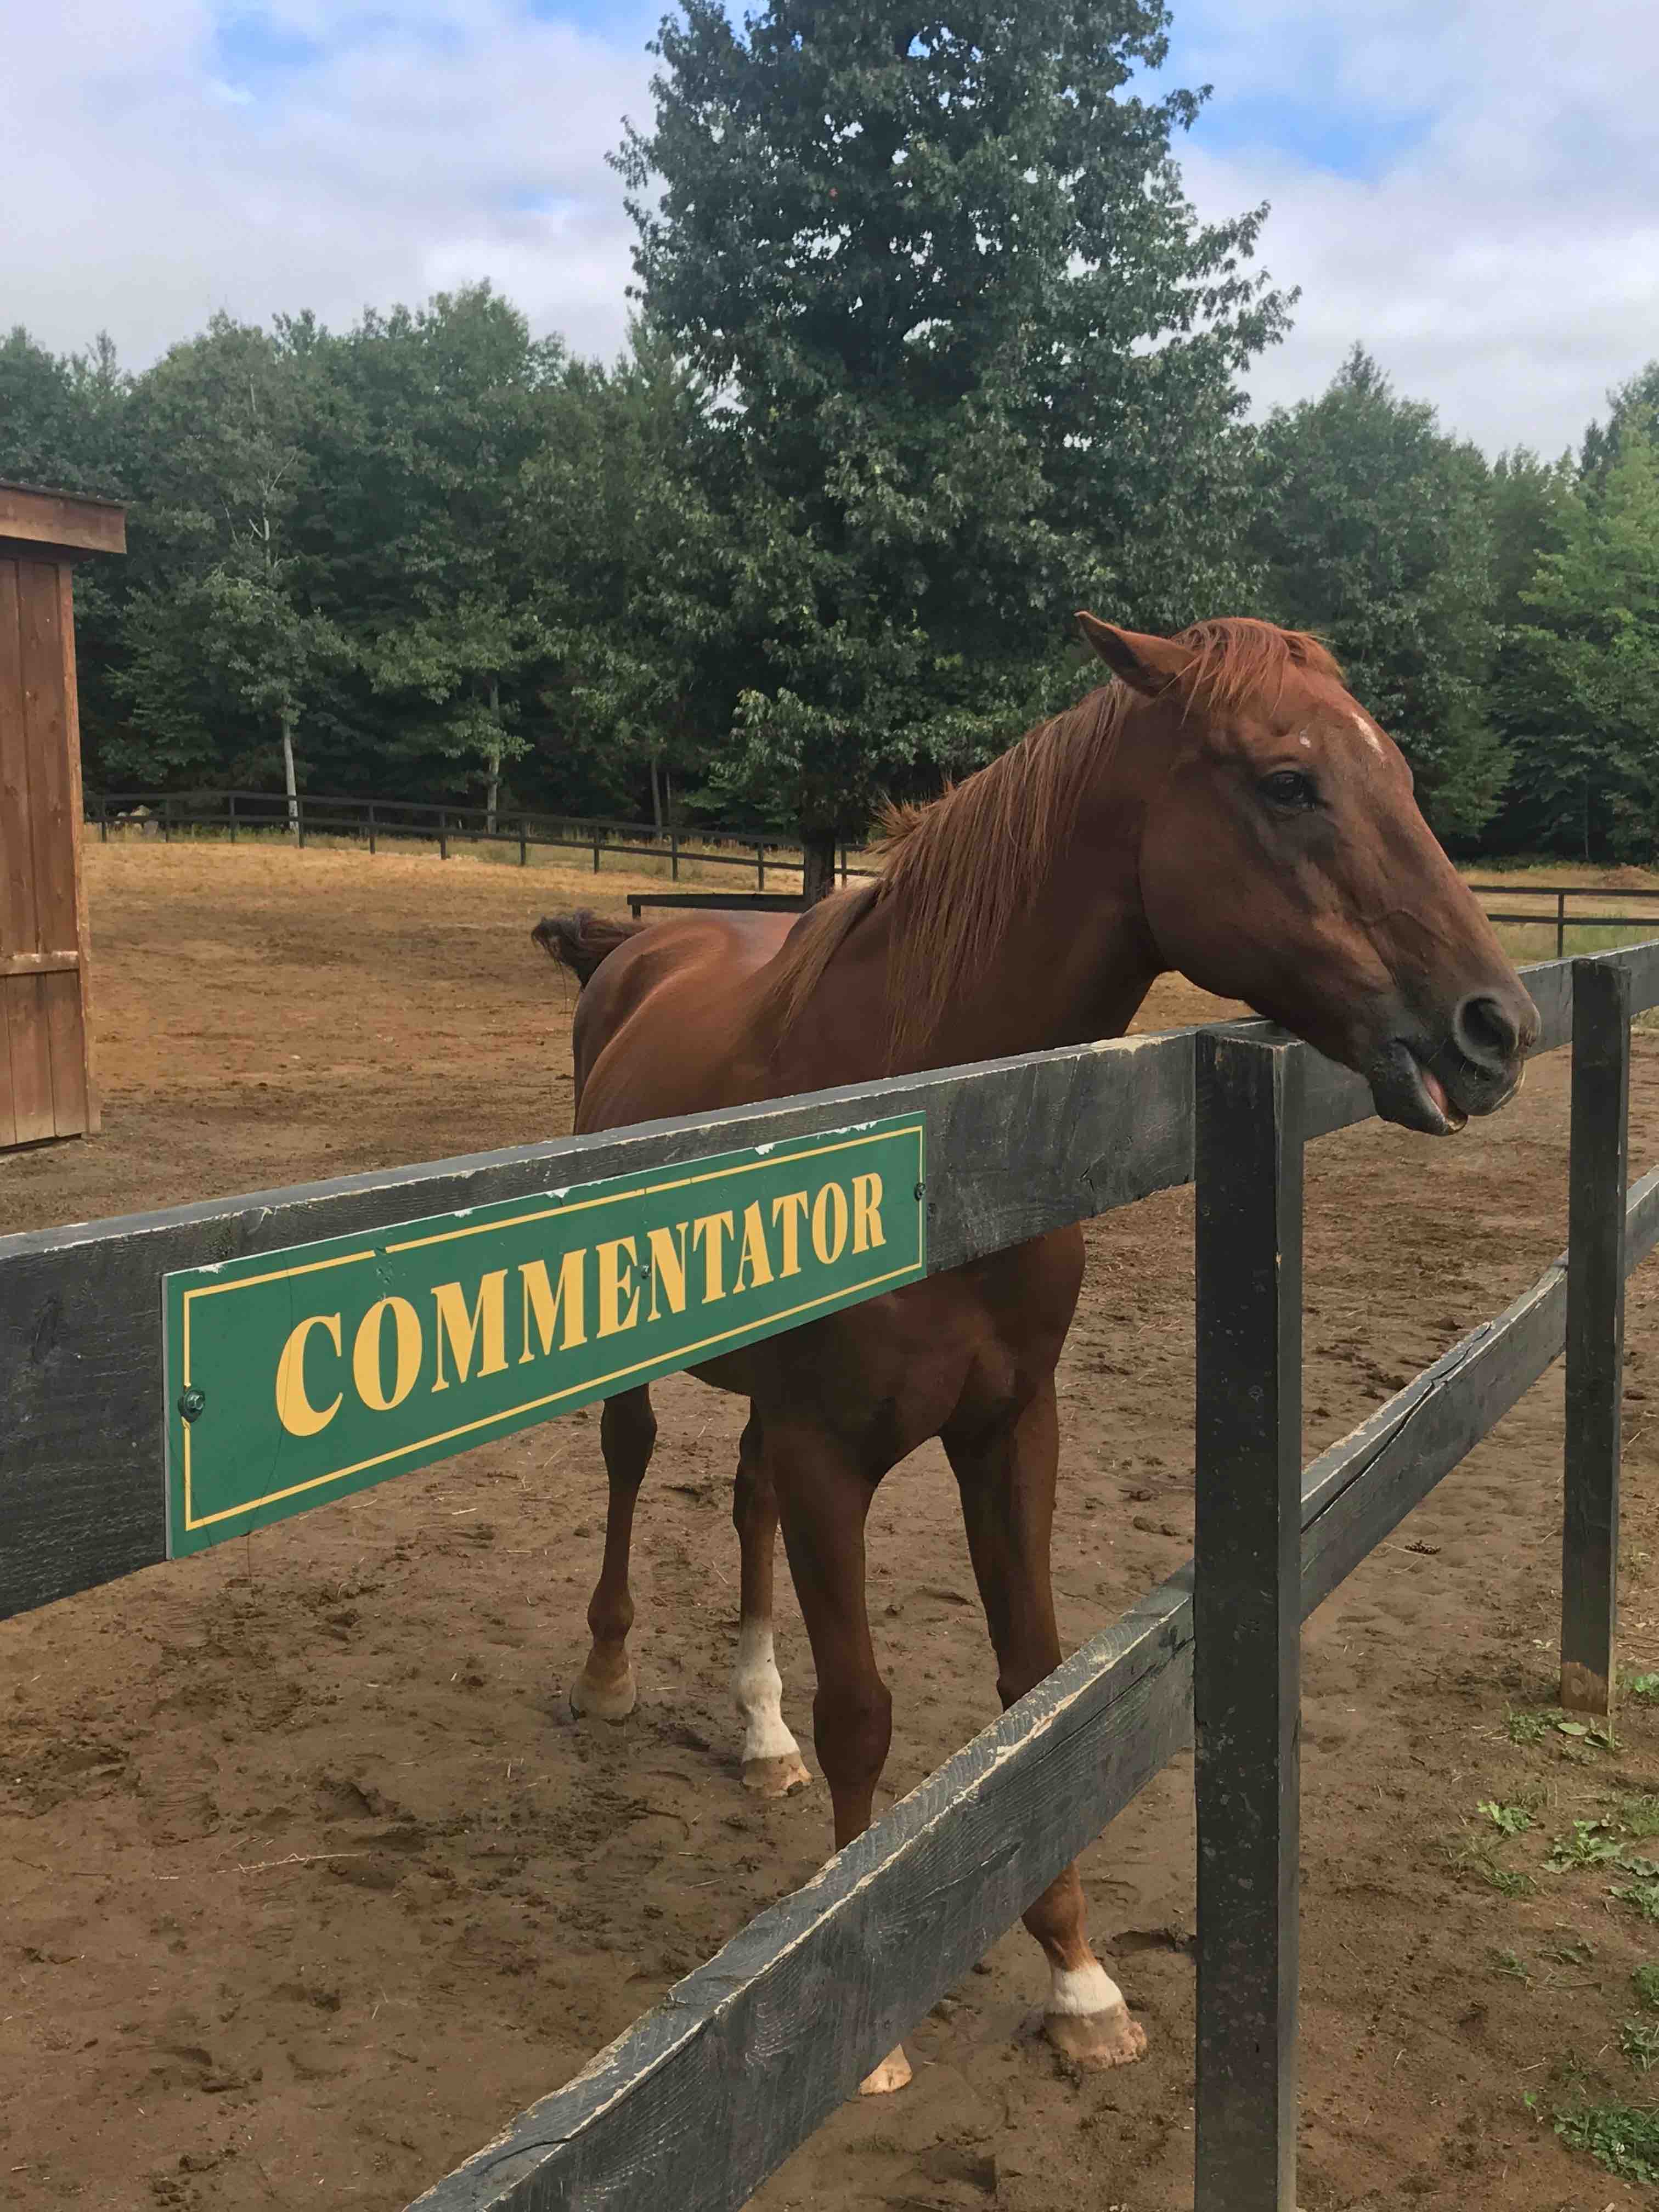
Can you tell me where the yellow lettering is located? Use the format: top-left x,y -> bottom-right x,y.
596,1237 -> 641,1336
352,1296 -> 422,1411
851,1172 -> 885,1254
692,1210 -> 736,1301
811,1181 -> 849,1266
274,1312 -> 342,1436
734,1200 -> 775,1292
431,1270 -> 509,1392
646,1223 -> 689,1321
519,1251 -> 587,1359
771,1189 -> 809,1277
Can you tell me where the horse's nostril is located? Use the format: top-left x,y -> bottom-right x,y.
1454,993 -> 1520,1071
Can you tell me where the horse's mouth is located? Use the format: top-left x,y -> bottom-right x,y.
1369,1039 -> 1521,1137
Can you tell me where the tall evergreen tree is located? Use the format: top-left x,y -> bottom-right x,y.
616,0 -> 1291,891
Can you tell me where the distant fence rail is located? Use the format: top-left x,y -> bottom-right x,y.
84,788 -> 873,887
84,796 -> 1659,946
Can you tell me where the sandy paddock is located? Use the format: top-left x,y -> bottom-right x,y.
4,840 -> 1659,2210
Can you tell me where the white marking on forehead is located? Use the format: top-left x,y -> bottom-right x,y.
1351,709 -> 1384,758
1298,734 -> 1312,749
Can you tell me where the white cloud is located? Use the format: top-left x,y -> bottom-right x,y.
1167,0 -> 1659,453
2,0 -> 1655,458
0,1 -> 653,369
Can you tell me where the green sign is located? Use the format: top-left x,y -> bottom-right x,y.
163,1116 -> 926,1558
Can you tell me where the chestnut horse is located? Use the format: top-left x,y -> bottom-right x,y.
534,616 -> 1537,2095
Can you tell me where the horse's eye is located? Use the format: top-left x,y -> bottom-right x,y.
1259,770 -> 1318,811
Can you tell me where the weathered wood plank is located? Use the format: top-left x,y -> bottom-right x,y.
57,565 -> 99,1133
0,983 -> 16,1150
0,1032 -> 1195,1618
408,1567 -> 1196,2212
4,974 -> 55,1144
1193,1034 -> 1302,2212
0,558 -> 36,956
15,558 -> 87,1140
0,481 -> 126,559
404,1160 -> 1659,2212
1561,957 -> 1630,1713
0,949 -> 1630,1620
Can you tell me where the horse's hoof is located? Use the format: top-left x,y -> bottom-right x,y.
569,1667 -> 637,1722
858,2045 -> 913,2096
1043,2002 -> 1148,2069
742,1752 -> 811,1797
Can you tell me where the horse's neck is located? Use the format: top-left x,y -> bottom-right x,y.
866,799 -> 1161,1071
919,876 -> 1159,1066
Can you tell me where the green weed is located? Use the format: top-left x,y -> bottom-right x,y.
1621,2019 -> 1659,2074
1549,1819 -> 1624,1870
1551,2096 -> 1659,2185
1479,1800 -> 1534,1837
1506,1708 -> 1551,1745
1634,1964 -> 1659,2012
1615,1794 -> 1659,1839
1623,1671 -> 1659,1703
1491,1947 -> 1532,1984
1610,1876 -> 1659,1923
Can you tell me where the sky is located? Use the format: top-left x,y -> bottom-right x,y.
3,0 -> 1656,458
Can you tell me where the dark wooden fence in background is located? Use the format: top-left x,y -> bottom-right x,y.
84,789 -> 1659,954
2,946 -> 1655,2210
84,787 -> 874,887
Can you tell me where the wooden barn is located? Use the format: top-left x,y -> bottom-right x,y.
0,481 -> 125,1148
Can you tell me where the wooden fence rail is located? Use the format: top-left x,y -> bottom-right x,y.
2,943 -> 1653,2211
83,788 -> 873,887
403,945 -> 1658,2212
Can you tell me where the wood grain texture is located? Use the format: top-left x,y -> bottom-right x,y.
0,949 -> 1630,1622
1561,957 -> 1631,1713
0,559 -> 36,955
0,481 -> 126,558
58,565 -> 98,1132
4,974 -> 54,1143
0,1031 -> 1197,1618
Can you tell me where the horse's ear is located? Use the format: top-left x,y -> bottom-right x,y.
1074,612 -> 1188,697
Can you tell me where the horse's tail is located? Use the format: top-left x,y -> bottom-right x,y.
531,909 -> 645,988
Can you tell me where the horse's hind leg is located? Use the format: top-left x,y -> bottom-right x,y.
570,1386 -> 656,1720
731,1409 -> 810,1797
944,1379 -> 1147,2070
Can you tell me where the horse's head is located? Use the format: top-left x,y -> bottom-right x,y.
1080,613 -> 1538,1134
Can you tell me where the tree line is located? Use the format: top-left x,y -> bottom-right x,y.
3,0 -> 1656,878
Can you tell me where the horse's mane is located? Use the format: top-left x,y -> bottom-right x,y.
761,618 -> 1341,1067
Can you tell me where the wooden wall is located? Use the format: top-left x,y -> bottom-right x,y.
0,480 -> 121,1149
0,548 -> 99,1145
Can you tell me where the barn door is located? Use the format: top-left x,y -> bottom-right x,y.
0,555 -> 97,1145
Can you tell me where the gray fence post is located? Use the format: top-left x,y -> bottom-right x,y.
296,792 -> 306,850
1193,1029 -> 1304,2212
519,816 -> 528,867
1561,956 -> 1632,1714
670,831 -> 680,882
756,842 -> 766,891
368,800 -> 377,856
228,792 -> 238,844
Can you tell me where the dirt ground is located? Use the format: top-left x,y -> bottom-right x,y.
7,839 -> 1659,2211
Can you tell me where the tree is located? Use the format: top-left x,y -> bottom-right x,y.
1498,435 -> 1659,859
616,0 -> 1291,893
115,314 -> 332,806
300,286 -> 566,816
1247,346 -> 1504,839
1582,360 -> 1659,485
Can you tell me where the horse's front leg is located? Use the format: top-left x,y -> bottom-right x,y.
731,1409 -> 810,1796
943,1376 -> 1148,2069
768,1416 -> 912,2096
